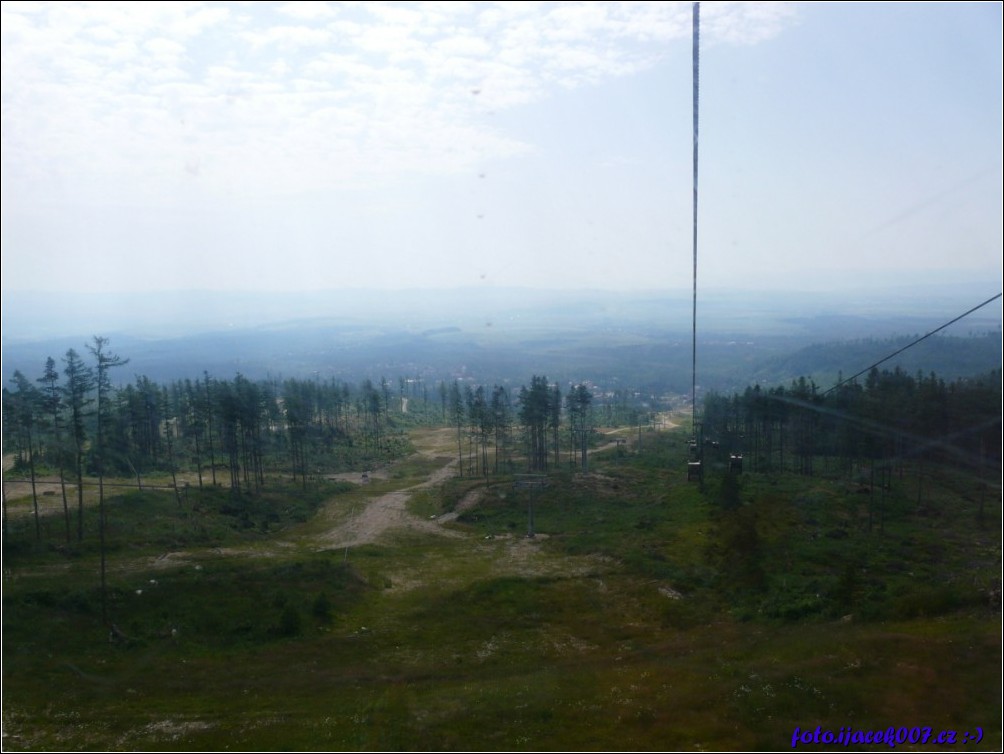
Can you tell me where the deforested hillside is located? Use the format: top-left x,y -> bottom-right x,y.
3,348 -> 1000,750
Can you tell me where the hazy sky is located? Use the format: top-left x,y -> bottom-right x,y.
2,1 -> 1001,294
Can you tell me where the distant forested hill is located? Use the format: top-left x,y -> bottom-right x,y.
3,286 -> 999,395
2,327 -> 999,400
743,332 -> 1001,389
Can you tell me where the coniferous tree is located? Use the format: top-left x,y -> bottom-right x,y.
161,386 -> 183,506
8,371 -> 42,540
472,385 -> 491,478
519,376 -> 551,472
566,384 -> 593,471
62,349 -> 93,542
449,380 -> 464,476
491,385 -> 512,474
87,336 -> 129,626
464,384 -> 476,475
202,373 -> 218,486
284,378 -> 311,489
216,378 -> 242,492
181,379 -> 205,489
38,357 -> 72,542
549,384 -> 562,469
439,380 -> 448,422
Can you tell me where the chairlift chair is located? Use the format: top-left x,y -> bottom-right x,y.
687,460 -> 703,481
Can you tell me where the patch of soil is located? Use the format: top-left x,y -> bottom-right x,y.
316,457 -> 463,550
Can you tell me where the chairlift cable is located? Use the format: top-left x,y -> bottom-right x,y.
821,291 -> 1002,397
691,1 -> 700,437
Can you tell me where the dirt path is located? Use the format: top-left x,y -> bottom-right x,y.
11,422 -> 681,575
435,484 -> 485,524
311,426 -> 467,548
316,459 -> 463,550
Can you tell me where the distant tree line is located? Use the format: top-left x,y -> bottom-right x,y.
2,340 -> 418,542
3,341 -> 605,543
701,367 -> 1001,482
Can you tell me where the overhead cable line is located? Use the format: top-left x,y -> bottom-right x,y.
821,291 -> 1002,396
691,1 -> 700,434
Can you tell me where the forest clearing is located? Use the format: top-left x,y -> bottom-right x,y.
3,410 -> 999,751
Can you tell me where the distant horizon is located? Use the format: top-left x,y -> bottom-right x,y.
3,281 -> 1000,347
2,285 -> 999,393
2,267 -> 1002,297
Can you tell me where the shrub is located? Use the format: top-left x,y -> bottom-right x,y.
275,605 -> 302,637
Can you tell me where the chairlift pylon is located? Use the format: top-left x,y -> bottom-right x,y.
685,2 -> 700,481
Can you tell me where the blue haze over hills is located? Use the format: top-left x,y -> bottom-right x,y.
2,286 -> 1000,396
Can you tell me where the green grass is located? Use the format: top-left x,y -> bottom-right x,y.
3,478 -> 356,562
3,433 -> 1000,751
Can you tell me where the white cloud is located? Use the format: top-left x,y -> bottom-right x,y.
702,1 -> 798,45
242,24 -> 332,50
545,3 -> 615,42
361,2 -> 427,29
277,1 -> 338,22
3,2 -> 997,297
2,0 -> 798,209
145,36 -> 187,63
434,33 -> 491,58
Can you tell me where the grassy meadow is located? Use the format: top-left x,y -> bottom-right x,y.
2,425 -> 1000,751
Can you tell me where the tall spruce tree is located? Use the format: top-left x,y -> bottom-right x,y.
62,349 -> 93,541
38,357 -> 72,542
87,336 -> 129,626
9,371 -> 42,540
